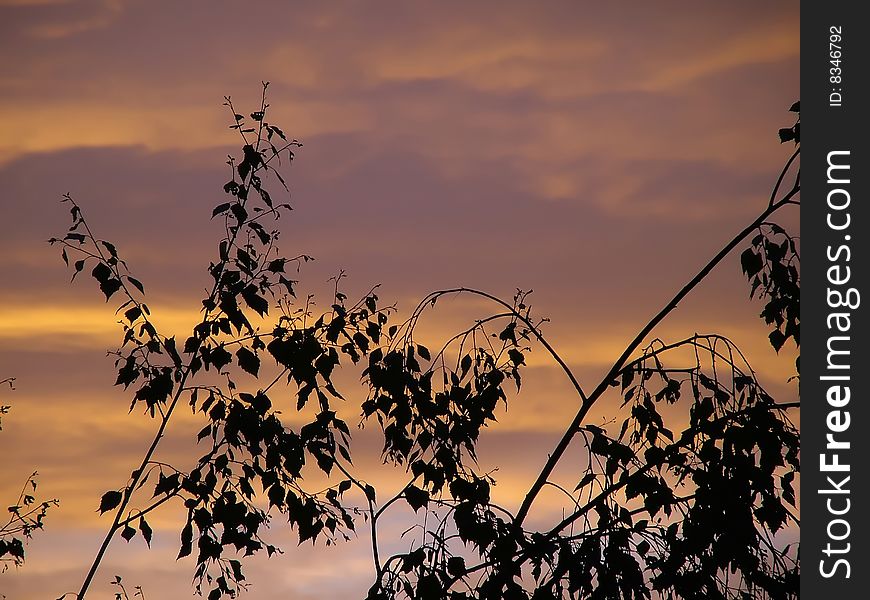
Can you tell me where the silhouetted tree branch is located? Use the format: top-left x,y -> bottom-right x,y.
52,90 -> 799,600
1,380 -> 59,571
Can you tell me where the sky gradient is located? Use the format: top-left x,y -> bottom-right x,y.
0,2 -> 799,598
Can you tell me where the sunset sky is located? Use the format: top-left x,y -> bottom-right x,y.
0,2 -> 799,598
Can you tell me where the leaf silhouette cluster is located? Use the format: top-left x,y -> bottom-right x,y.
741,224 -> 800,354
362,329 -> 798,599
741,105 -> 801,367
0,379 -> 59,570
52,83 -> 391,599
0,471 -> 57,570
51,90 -> 800,600
356,107 -> 799,600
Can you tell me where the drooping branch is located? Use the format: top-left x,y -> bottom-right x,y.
513,161 -> 799,527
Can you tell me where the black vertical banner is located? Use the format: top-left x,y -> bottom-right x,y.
802,3 -> 870,598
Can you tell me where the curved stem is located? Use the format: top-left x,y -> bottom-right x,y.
333,460 -> 382,577
411,288 -> 588,403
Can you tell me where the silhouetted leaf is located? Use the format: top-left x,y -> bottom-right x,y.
178,521 -> 193,559
99,490 -> 122,514
740,248 -> 763,277
121,524 -> 136,542
127,276 -> 145,294
236,347 -> 260,376
769,329 -> 787,352
364,485 -> 376,503
212,202 -> 232,217
404,485 -> 429,512
242,285 -> 269,316
508,349 -> 525,366
137,517 -> 153,547
91,262 -> 111,283
207,345 -> 232,372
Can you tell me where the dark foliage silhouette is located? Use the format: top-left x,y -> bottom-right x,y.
0,378 -> 58,572
110,575 -> 145,600
51,85 -> 799,599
